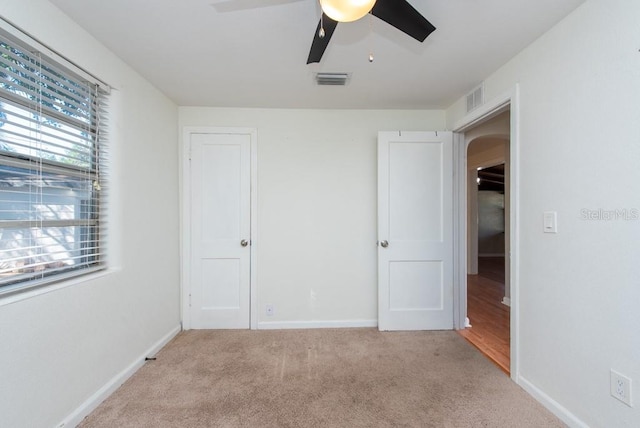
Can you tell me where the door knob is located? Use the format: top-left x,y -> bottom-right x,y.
380,240 -> 389,248
240,239 -> 249,247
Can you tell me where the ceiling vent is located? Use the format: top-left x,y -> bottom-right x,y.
466,83 -> 484,113
315,72 -> 350,86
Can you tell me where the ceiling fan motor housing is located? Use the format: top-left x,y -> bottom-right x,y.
320,0 -> 377,23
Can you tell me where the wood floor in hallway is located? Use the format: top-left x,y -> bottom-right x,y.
458,256 -> 510,374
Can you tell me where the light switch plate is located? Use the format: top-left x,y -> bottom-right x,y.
543,211 -> 557,233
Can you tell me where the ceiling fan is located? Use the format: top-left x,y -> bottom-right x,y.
308,0 -> 436,64
212,0 -> 436,64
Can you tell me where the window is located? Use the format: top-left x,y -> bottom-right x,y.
0,26 -> 108,296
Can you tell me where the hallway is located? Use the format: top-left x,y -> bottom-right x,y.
458,257 -> 510,374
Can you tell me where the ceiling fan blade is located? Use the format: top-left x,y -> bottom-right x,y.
371,0 -> 436,42
307,15 -> 339,64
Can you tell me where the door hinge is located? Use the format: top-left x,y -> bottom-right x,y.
188,293 -> 192,307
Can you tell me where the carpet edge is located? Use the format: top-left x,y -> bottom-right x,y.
58,324 -> 182,428
257,319 -> 378,330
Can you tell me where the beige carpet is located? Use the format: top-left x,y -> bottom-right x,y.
80,329 -> 564,427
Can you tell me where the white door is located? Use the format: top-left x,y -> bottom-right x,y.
378,131 -> 453,331
190,132 -> 251,329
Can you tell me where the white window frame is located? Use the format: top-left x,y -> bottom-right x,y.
0,19 -> 110,297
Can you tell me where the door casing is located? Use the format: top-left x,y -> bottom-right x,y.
452,84 -> 520,382
181,127 -> 258,330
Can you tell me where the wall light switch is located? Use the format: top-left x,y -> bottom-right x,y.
543,211 -> 557,233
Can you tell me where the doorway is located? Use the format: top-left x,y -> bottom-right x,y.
457,111 -> 512,374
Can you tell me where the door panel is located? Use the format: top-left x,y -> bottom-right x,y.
378,131 -> 453,331
201,144 -> 242,241
201,259 -> 241,309
389,261 -> 443,310
190,133 -> 251,329
389,142 -> 443,242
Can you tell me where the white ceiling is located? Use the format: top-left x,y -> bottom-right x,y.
50,0 -> 584,109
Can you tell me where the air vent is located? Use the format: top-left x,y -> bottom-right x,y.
466,84 -> 484,113
315,72 -> 350,86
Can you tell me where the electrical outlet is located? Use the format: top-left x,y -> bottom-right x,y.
266,304 -> 274,316
611,369 -> 633,406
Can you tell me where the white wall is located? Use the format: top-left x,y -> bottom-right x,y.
180,108 -> 445,327
0,1 -> 181,427
448,0 -> 640,426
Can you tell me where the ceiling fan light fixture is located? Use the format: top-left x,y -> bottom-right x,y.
320,0 -> 377,23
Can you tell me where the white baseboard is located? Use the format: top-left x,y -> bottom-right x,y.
257,319 -> 377,330
518,376 -> 588,428
58,324 -> 181,428
502,296 -> 511,307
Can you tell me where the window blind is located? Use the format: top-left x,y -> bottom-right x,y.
0,27 -> 108,295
